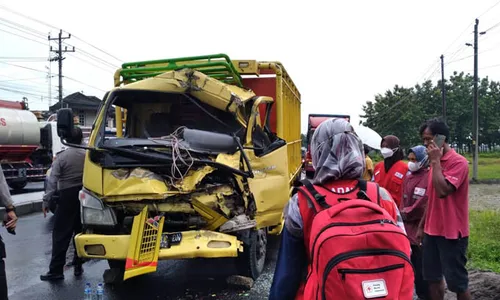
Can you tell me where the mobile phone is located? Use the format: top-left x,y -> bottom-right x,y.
434,134 -> 446,148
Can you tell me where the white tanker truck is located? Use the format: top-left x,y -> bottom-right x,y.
0,100 -> 62,190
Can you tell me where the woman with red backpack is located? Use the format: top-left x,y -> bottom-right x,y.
269,118 -> 413,300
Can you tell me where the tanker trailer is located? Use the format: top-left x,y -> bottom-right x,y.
0,107 -> 53,190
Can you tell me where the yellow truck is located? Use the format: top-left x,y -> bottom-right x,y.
55,54 -> 301,283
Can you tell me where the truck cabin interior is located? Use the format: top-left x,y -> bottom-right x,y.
102,89 -> 283,158
100,89 -> 249,157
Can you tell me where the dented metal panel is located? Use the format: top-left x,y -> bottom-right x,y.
117,69 -> 253,124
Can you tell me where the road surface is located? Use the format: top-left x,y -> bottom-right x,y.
10,182 -> 44,206
2,212 -> 280,300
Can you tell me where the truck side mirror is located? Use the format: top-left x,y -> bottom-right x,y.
57,108 -> 74,139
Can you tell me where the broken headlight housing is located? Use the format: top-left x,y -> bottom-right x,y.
79,189 -> 117,226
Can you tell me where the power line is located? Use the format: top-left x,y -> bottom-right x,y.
0,18 -> 46,41
0,76 -> 50,83
0,4 -> 122,64
63,42 -> 119,69
477,0 -> 500,18
0,82 -> 49,95
66,53 -> 115,73
72,35 -> 123,63
442,23 -> 474,56
0,4 -> 57,31
0,86 -> 49,99
480,62 -> 500,70
0,27 -> 47,46
0,61 -> 47,74
64,75 -> 107,93
482,20 -> 500,33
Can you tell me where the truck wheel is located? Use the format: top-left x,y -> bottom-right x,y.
237,228 -> 267,280
8,181 -> 27,190
104,260 -> 125,285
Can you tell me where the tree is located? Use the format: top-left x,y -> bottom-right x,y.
360,71 -> 500,153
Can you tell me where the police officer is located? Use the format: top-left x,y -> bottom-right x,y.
40,126 -> 85,281
0,165 -> 18,299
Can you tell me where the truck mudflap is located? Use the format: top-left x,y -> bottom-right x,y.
124,207 -> 165,281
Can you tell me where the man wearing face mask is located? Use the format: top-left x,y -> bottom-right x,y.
374,135 -> 408,207
401,145 -> 430,300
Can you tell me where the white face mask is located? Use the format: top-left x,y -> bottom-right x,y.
408,161 -> 420,172
380,147 -> 395,159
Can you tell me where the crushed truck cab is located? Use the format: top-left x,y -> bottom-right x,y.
69,54 -> 301,283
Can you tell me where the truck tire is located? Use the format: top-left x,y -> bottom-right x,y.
236,228 -> 267,280
104,260 -> 125,285
8,181 -> 27,190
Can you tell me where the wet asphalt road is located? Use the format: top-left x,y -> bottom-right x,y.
10,182 -> 44,195
3,212 -> 280,300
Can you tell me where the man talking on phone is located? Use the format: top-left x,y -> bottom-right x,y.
417,118 -> 471,300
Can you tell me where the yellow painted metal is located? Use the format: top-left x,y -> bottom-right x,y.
115,106 -> 123,138
116,69 -> 251,126
245,96 -> 274,145
102,168 -> 169,198
231,60 -> 259,75
124,206 -> 164,280
245,145 -> 290,229
177,165 -> 214,192
256,62 -> 302,184
74,230 -> 242,261
191,199 -> 228,231
82,153 -> 104,195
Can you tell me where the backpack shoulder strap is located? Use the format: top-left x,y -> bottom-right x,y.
294,186 -> 317,214
362,181 -> 382,206
300,179 -> 330,209
355,179 -> 369,200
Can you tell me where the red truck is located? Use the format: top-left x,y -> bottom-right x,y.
304,114 -> 350,178
0,99 -> 54,190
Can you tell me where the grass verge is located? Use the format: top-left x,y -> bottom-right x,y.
465,156 -> 500,181
468,210 -> 500,272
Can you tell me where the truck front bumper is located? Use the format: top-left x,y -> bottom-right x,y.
74,230 -> 243,261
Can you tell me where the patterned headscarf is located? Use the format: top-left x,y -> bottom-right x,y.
311,118 -> 365,185
409,145 -> 429,169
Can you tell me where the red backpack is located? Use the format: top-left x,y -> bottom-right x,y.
295,179 -> 414,300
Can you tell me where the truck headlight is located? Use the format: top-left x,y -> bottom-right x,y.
79,189 -> 117,226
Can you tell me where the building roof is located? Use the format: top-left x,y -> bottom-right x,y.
49,92 -> 102,112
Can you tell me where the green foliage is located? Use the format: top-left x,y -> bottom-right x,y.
361,72 -> 500,150
468,210 -> 500,272
301,133 -> 307,148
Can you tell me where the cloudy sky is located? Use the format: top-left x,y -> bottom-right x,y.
1,0 -> 500,133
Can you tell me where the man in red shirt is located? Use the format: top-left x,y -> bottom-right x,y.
417,118 -> 470,300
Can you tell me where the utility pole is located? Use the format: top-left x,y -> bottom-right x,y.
48,29 -> 75,109
45,65 -> 52,108
440,54 -> 446,123
472,18 -> 479,181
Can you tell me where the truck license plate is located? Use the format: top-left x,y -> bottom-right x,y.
160,232 -> 182,249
